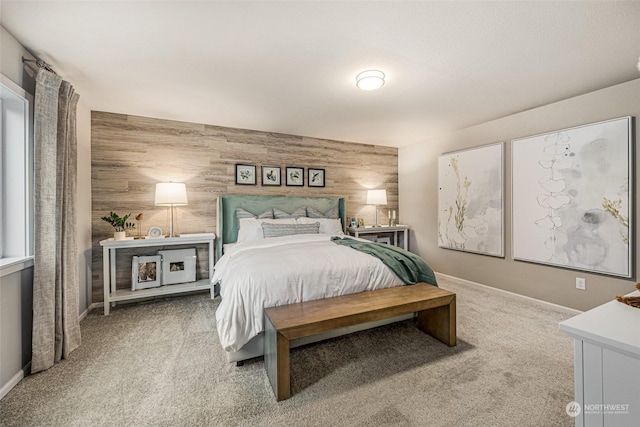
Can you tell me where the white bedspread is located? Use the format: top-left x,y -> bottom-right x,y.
212,234 -> 404,352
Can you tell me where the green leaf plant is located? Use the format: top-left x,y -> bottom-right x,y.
101,211 -> 136,232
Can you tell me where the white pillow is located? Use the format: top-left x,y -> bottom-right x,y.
297,217 -> 344,236
237,218 -> 296,242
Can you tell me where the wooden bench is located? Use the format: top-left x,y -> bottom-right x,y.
263,283 -> 456,401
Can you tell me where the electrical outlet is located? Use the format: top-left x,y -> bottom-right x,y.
576,277 -> 586,290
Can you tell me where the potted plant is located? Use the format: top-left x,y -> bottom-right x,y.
101,211 -> 135,240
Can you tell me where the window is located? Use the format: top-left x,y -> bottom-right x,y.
0,74 -> 33,275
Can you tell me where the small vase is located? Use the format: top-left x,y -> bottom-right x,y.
114,231 -> 126,241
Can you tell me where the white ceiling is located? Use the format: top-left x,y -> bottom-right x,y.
2,1 -> 639,148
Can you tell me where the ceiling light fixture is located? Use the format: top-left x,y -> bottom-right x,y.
356,70 -> 385,91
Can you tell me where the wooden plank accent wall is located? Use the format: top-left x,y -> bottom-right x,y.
91,111 -> 399,302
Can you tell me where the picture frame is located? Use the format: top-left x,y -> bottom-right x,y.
131,255 -> 162,290
261,166 -> 281,186
285,167 -> 304,186
157,248 -> 196,286
512,116 -> 633,277
235,164 -> 256,185
308,168 -> 325,187
438,142 -> 504,257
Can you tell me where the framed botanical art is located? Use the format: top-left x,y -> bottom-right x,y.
438,142 -> 504,257
235,164 -> 256,185
286,167 -> 304,186
261,166 -> 281,186
308,168 -> 325,187
512,116 -> 633,277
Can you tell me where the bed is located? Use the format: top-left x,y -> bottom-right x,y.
213,195 -> 436,363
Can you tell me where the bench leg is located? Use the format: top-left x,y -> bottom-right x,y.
416,295 -> 456,347
264,313 -> 291,401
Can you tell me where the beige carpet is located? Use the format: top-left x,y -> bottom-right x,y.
0,276 -> 577,426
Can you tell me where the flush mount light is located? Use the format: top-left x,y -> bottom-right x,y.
356,70 -> 385,91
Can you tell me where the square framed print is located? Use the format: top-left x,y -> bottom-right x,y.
132,255 -> 162,290
286,167 -> 304,186
261,166 -> 281,186
512,116 -> 633,277
157,248 -> 196,286
438,142 -> 504,257
236,164 -> 256,185
308,168 -> 325,187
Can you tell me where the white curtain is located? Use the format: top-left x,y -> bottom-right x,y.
31,68 -> 81,373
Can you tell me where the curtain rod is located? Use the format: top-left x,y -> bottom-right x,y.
22,56 -> 56,74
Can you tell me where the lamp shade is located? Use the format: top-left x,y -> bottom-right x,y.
366,189 -> 387,205
155,182 -> 188,206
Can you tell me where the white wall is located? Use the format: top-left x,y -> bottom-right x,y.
400,79 -> 640,312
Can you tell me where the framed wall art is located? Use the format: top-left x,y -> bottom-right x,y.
438,142 -> 504,257
157,248 -> 196,286
261,166 -> 281,186
512,116 -> 633,277
308,168 -> 325,187
286,167 -> 304,186
235,164 -> 256,185
132,255 -> 162,290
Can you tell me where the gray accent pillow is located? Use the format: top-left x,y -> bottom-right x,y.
261,222 -> 320,238
273,207 -> 307,219
236,208 -> 274,220
307,206 -> 339,219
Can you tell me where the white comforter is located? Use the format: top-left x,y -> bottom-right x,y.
212,234 -> 404,352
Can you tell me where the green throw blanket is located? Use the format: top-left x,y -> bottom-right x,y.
331,237 -> 437,286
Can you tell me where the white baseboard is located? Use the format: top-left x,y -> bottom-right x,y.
0,362 -> 30,401
79,302 -> 103,321
435,272 -> 582,315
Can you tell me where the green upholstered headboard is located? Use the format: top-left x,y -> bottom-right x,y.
216,195 -> 346,259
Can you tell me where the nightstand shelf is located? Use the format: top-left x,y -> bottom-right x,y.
99,234 -> 215,315
347,225 -> 410,250
110,279 -> 212,302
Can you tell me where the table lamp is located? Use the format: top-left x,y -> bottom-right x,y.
366,189 -> 387,227
155,182 -> 188,238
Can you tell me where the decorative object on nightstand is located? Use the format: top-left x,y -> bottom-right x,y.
131,255 -> 162,290
134,213 -> 144,239
147,226 -> 163,239
366,189 -> 387,227
388,209 -> 397,227
158,248 -> 196,285
101,211 -> 136,241
155,182 -> 188,238
616,283 -> 640,308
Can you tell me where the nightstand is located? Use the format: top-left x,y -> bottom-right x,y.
99,233 -> 215,315
347,225 -> 410,250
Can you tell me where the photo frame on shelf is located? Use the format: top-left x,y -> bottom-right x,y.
261,166 -> 281,186
235,164 -> 257,185
286,167 -> 304,186
308,168 -> 325,187
438,142 -> 504,257
157,248 -> 196,286
512,116 -> 633,277
131,255 -> 162,290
